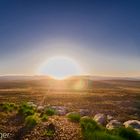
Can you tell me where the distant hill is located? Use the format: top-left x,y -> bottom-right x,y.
0,75 -> 139,90
68,75 -> 140,81
0,75 -> 140,81
0,75 -> 50,81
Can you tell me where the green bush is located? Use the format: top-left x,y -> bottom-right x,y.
80,118 -> 125,140
117,127 -> 140,140
18,102 -> 35,117
67,112 -> 81,122
44,108 -> 56,116
80,117 -> 103,132
25,115 -> 39,128
0,102 -> 17,112
84,131 -> 124,140
80,117 -> 140,140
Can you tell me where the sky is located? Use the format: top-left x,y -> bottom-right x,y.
0,0 -> 140,77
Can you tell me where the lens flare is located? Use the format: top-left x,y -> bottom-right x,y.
38,56 -> 82,79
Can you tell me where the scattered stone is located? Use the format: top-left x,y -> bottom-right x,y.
44,116 -> 81,140
27,102 -> 37,108
123,120 -> 140,134
79,109 -> 89,116
94,113 -> 107,125
107,115 -> 114,121
37,106 -> 45,112
106,120 -> 122,130
52,106 -> 67,115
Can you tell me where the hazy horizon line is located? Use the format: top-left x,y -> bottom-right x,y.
0,74 -> 140,78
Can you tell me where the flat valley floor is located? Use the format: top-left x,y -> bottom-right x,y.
0,79 -> 140,121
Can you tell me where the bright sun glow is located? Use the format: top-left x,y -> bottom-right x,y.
39,56 -> 82,79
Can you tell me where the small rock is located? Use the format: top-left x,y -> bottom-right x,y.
52,106 -> 67,115
94,113 -> 107,125
106,120 -> 122,130
27,102 -> 37,108
123,120 -> 140,134
79,109 -> 89,116
37,105 -> 45,112
57,109 -> 67,115
107,115 -> 114,121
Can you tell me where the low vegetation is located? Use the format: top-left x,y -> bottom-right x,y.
43,123 -> 55,138
41,114 -> 48,121
80,117 -> 103,131
67,112 -> 81,122
80,117 -> 140,140
44,108 -> 56,116
0,102 -> 17,112
112,127 -> 140,140
18,102 -> 35,117
25,115 -> 40,128
43,129 -> 55,137
85,131 -> 124,140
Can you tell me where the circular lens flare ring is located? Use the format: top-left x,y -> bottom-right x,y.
38,56 -> 83,79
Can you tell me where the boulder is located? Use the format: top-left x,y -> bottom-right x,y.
123,120 -> 140,134
94,113 -> 107,125
106,120 -> 122,130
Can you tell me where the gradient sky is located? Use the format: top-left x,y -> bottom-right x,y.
0,0 -> 140,76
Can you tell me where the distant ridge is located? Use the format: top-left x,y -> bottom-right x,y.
68,75 -> 140,81
0,75 -> 50,81
0,75 -> 140,81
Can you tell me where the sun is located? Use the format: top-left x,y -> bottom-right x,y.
39,56 -> 82,79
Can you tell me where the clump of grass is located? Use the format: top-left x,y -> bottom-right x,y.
39,107 -> 56,122
86,131 -> 124,140
108,127 -> 140,140
43,123 -> 55,137
41,114 -> 48,122
80,117 -> 103,134
25,115 -> 40,128
117,127 -> 140,140
0,102 -> 17,112
43,129 -> 55,137
18,102 -> 35,117
67,112 -> 81,122
80,117 -> 125,140
44,108 -> 56,116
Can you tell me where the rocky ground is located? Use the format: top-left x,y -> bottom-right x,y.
0,102 -> 140,140
0,113 -> 81,140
